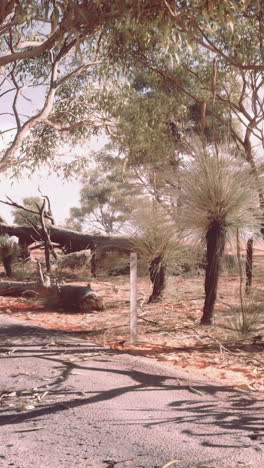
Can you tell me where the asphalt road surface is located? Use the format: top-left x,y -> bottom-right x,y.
0,315 -> 263,468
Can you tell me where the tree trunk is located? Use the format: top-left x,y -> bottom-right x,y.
3,255 -> 13,277
0,281 -> 40,296
44,243 -> 51,272
245,238 -> 253,294
0,280 -> 104,312
0,222 -> 133,254
91,250 -> 97,278
18,241 -> 31,260
148,256 -> 166,303
201,221 -> 226,325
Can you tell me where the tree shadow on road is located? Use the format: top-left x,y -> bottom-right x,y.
0,319 -> 263,450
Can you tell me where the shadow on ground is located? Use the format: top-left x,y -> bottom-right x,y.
0,319 -> 263,451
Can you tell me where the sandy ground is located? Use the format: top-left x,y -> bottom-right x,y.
0,271 -> 263,394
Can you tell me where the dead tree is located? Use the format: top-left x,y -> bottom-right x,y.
0,261 -> 105,313
38,197 -> 57,272
0,220 -> 133,263
0,214 -> 176,300
0,196 -> 58,272
36,261 -> 105,312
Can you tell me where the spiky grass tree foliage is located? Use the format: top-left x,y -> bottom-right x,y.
0,235 -> 20,277
131,203 -> 181,303
179,147 -> 259,325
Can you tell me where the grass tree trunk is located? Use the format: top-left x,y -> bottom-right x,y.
201,221 -> 226,325
245,238 -> 253,294
148,256 -> 166,303
3,255 -> 13,277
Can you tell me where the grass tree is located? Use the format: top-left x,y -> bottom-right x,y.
131,202 -> 182,303
179,144 -> 259,325
0,235 -> 20,277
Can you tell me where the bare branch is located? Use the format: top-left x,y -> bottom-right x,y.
55,60 -> 104,87
0,59 -> 59,170
0,87 -> 15,98
0,196 -> 54,224
10,65 -> 21,130
0,28 -> 64,67
16,40 -> 47,49
38,189 -> 56,225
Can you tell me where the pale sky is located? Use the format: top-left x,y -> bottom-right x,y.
0,171 -> 81,225
0,135 -> 107,226
0,58 -> 109,226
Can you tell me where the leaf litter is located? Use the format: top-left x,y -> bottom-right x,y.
1,276 -> 263,393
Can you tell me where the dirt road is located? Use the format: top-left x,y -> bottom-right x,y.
0,315 -> 263,468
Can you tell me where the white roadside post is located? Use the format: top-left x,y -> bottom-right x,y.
130,252 -> 137,345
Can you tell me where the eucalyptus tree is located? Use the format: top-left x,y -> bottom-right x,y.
106,1 -> 263,162
103,0 -> 263,293
12,196 -> 48,227
67,166 -> 140,234
0,0 -> 263,177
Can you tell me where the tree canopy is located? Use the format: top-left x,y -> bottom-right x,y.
0,0 -> 263,322
67,166 -> 140,234
12,196 -> 49,227
0,0 -> 263,175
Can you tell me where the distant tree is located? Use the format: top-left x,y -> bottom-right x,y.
67,168 -> 140,234
12,196 -> 47,227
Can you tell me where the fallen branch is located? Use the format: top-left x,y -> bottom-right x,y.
160,329 -> 231,354
138,301 -> 160,325
192,329 -> 231,354
139,316 -> 160,326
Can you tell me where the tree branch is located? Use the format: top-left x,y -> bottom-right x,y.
163,0 -> 264,72
0,29 -> 63,67
0,58 -> 60,171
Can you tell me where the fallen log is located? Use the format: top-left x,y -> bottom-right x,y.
0,281 -> 40,297
0,222 -> 133,254
55,283 -> 104,312
0,222 -> 134,279
0,280 -> 105,312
